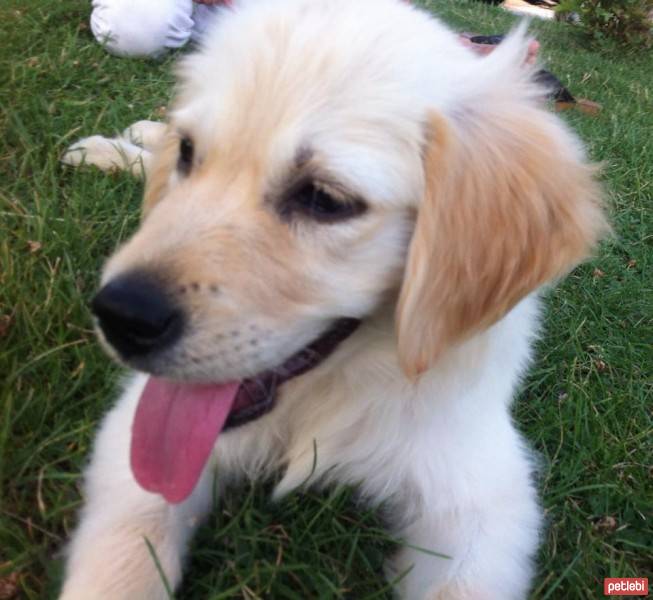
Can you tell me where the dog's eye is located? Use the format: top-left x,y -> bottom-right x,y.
283,182 -> 367,223
178,137 -> 194,175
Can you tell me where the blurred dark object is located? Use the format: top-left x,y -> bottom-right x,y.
470,34 -> 506,45
534,69 -> 576,103
468,34 -> 603,115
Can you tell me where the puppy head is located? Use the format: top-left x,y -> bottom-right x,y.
94,1 -> 607,384
95,0 -> 433,381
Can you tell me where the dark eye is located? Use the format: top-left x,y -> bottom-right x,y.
178,137 -> 194,175
283,182 -> 367,223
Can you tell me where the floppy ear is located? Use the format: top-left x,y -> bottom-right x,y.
396,107 -> 608,378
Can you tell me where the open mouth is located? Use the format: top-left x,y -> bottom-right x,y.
130,318 -> 360,503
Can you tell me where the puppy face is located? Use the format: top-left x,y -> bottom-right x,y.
95,0 -> 606,384
98,1 -> 434,381
101,126 -> 414,381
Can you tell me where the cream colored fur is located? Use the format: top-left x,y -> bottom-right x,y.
60,1 -> 606,598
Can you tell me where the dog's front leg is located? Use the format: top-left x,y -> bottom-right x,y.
60,374 -> 214,600
386,433 -> 541,599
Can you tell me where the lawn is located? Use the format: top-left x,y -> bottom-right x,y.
0,0 -> 651,598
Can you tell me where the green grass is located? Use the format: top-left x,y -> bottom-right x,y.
1,0 -> 651,598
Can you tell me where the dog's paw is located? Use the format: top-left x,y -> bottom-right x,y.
122,120 -> 167,151
62,135 -> 126,170
62,135 -> 151,177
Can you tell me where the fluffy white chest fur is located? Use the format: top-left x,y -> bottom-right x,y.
60,1 -> 606,598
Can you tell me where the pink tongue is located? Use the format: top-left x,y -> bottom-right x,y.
130,377 -> 240,504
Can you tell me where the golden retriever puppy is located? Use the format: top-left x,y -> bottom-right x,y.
60,0 -> 607,598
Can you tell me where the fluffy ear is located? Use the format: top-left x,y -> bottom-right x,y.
396,106 -> 608,378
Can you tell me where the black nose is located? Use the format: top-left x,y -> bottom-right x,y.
91,273 -> 184,359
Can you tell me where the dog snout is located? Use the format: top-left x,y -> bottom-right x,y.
91,272 -> 184,359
